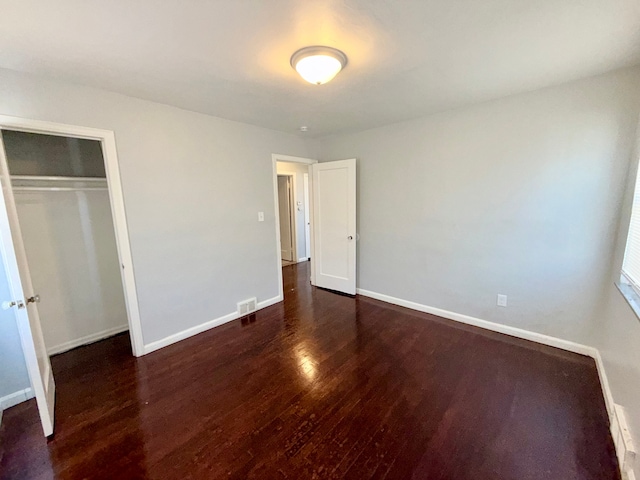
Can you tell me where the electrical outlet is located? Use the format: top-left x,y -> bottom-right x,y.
497,294 -> 507,307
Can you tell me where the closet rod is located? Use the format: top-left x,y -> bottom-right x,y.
12,187 -> 108,192
10,175 -> 107,183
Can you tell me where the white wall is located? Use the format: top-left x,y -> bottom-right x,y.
597,288 -> 640,479
276,161 -> 310,260
594,119 -> 640,479
317,67 -> 640,476
318,66 -> 640,346
0,66 -> 311,364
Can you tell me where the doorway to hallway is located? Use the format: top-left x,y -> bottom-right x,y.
277,174 -> 295,265
272,154 -> 357,297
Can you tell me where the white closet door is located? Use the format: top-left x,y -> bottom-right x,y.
312,159 -> 356,295
0,131 -> 55,436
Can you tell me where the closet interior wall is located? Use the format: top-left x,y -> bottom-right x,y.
2,130 -> 128,355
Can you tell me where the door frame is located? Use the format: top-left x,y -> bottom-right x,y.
272,154 -> 317,300
276,173 -> 297,263
0,115 -> 144,357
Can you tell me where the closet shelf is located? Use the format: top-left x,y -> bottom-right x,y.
12,186 -> 108,192
10,175 -> 108,192
10,175 -> 107,182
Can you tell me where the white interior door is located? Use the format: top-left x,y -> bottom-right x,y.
303,173 -> 311,259
278,176 -> 294,262
312,159 -> 356,295
0,131 -> 55,436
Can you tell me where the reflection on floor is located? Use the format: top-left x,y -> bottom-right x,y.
0,261 -> 618,479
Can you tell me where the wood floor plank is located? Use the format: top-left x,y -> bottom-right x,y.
0,262 -> 619,479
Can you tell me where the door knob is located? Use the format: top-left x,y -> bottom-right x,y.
2,301 -> 16,310
26,294 -> 40,304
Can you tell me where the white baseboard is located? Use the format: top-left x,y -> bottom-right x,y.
298,257 -> 309,263
356,289 -> 596,356
356,287 -> 631,477
0,387 -> 34,410
356,288 -> 617,410
612,404 -> 637,474
593,350 -> 616,421
47,324 -> 129,355
143,295 -> 282,355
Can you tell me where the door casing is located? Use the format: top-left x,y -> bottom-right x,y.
272,154 -> 317,298
0,115 -> 144,357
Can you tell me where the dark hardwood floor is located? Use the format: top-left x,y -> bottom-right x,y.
0,262 -> 618,479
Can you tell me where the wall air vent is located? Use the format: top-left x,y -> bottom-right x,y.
237,297 -> 257,316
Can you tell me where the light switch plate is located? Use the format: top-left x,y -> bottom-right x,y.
258,212 -> 264,222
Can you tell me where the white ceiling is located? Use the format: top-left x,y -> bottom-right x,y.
0,0 -> 639,137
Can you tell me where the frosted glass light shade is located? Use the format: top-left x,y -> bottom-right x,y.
291,46 -> 347,85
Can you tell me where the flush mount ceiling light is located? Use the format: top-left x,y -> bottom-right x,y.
290,46 -> 348,85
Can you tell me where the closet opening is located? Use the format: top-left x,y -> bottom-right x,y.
1,129 -> 132,356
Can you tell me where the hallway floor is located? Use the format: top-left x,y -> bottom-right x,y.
0,262 -> 618,479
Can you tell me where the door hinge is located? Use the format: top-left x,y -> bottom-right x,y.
2,299 -> 25,310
